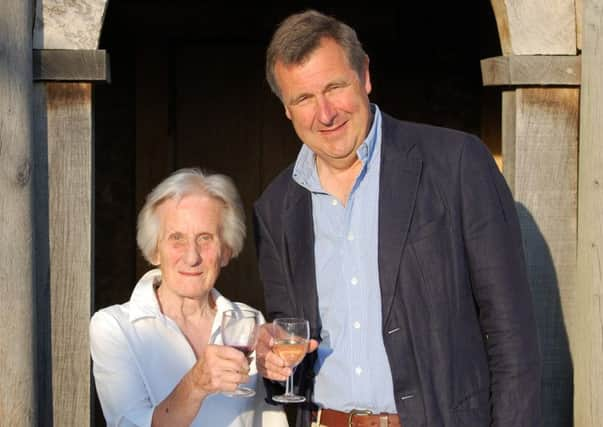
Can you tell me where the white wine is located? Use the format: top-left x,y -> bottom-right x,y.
273,338 -> 307,367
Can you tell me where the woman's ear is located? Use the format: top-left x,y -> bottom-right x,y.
220,246 -> 233,267
150,247 -> 160,266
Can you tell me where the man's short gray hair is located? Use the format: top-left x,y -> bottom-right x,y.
137,168 -> 246,265
266,9 -> 367,99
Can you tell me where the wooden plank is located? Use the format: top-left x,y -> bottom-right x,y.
33,49 -> 110,82
511,87 -> 578,427
576,0 -> 583,50
576,0 -> 603,424
46,82 -> 92,427
0,0 -> 36,425
501,90 -> 516,192
135,47 -> 171,278
33,0 -> 109,49
32,82 -> 53,427
490,0 -> 577,55
481,55 -> 580,86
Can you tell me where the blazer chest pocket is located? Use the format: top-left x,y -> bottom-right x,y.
407,177 -> 447,244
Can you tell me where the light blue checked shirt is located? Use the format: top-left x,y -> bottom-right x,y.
291,105 -> 397,412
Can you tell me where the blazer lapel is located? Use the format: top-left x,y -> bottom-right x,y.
379,116 -> 423,327
283,181 -> 321,337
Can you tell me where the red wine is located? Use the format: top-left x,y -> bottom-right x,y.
232,345 -> 253,357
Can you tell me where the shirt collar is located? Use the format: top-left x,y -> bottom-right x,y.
128,268 -> 228,323
292,103 -> 381,192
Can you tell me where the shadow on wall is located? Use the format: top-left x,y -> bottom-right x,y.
515,203 -> 573,427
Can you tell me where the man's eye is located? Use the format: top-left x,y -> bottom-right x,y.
169,233 -> 185,242
292,95 -> 309,105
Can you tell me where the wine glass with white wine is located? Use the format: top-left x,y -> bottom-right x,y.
271,317 -> 310,403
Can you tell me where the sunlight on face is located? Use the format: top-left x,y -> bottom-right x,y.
275,37 -> 372,170
154,194 -> 231,300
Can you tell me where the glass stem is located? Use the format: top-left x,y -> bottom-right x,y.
285,369 -> 293,396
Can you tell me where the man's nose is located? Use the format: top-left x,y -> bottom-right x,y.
317,96 -> 336,125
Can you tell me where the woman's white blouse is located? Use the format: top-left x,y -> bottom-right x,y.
90,269 -> 288,427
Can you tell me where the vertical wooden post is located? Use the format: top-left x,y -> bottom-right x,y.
33,2 -> 108,425
502,88 -> 578,427
45,82 -> 93,426
487,1 -> 579,425
0,0 -> 35,425
575,0 -> 603,423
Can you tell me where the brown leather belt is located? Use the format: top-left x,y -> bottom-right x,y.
312,408 -> 402,427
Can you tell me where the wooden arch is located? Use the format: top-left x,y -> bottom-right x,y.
4,0 -> 602,425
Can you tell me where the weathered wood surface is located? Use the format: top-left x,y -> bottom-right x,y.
33,0 -> 109,49
576,0 -> 583,50
576,0 -> 603,424
46,82 -> 92,427
0,0 -> 36,425
32,82 -> 53,427
503,88 -> 578,427
481,55 -> 580,86
135,48 -> 171,278
501,91 -> 516,191
490,0 -> 577,55
33,49 -> 110,82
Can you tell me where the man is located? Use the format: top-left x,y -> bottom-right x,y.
254,9 -> 541,427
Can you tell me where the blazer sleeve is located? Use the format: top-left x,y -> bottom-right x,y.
459,137 -> 542,427
253,203 -> 290,401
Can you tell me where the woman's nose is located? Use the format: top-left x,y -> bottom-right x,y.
183,242 -> 202,265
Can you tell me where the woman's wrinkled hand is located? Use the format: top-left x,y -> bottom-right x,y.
190,344 -> 250,395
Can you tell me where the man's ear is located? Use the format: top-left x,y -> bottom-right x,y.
284,104 -> 292,120
363,56 -> 372,95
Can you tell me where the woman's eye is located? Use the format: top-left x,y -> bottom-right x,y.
168,233 -> 186,244
198,234 -> 212,243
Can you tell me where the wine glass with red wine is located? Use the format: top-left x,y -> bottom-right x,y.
220,308 -> 260,397
271,317 -> 310,403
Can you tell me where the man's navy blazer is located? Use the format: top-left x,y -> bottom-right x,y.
253,113 -> 542,427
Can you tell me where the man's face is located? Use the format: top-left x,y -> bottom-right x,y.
154,194 -> 231,299
274,37 -> 372,170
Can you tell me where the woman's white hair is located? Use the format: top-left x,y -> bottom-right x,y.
136,168 -> 246,265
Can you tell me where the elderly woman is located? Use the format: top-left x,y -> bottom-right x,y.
90,169 -> 287,427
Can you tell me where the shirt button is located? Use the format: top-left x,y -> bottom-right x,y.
347,233 -> 355,241
331,199 -> 338,206
353,321 -> 361,329
355,367 -> 363,375
351,277 -> 358,286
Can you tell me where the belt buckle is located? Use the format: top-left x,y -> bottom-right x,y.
348,409 -> 373,427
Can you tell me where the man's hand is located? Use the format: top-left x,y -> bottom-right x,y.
255,324 -> 319,381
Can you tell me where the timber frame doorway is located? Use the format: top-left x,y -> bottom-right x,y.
6,1 -> 595,426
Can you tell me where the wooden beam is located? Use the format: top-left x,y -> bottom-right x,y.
33,49 -> 110,82
33,0 -> 109,49
490,0 -> 577,55
481,55 -> 580,86
575,0 -> 603,424
46,82 -> 92,427
0,0 -> 36,425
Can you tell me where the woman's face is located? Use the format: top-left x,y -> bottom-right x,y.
153,194 -> 231,300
